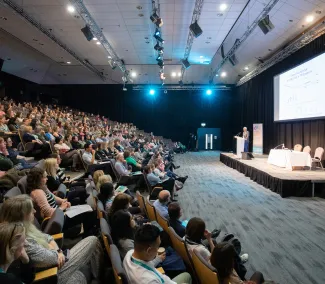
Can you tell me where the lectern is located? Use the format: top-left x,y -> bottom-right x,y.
234,136 -> 245,158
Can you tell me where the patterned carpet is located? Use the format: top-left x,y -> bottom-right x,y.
174,151 -> 325,284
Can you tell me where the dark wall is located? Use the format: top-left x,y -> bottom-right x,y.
45,84 -> 237,149
236,33 -> 325,155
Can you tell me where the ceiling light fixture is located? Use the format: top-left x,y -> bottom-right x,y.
131,72 -> 137,77
221,72 -> 227,77
154,34 -> 164,43
67,5 -> 75,13
108,56 -> 112,59
244,66 -> 249,70
93,37 -> 98,41
67,61 -> 71,64
171,72 -> 176,77
96,41 -> 101,45
306,15 -> 314,23
154,43 -> 164,52
150,12 -> 163,27
178,72 -> 181,77
219,4 -> 228,11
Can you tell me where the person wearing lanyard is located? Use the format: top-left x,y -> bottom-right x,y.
0,222 -> 34,284
123,224 -> 192,284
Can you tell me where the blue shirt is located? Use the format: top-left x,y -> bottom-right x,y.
153,200 -> 169,219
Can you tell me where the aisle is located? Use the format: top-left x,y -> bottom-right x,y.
173,151 -> 325,284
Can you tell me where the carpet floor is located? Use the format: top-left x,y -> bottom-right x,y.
174,151 -> 325,284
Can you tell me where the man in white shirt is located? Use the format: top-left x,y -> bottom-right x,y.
123,224 -> 192,284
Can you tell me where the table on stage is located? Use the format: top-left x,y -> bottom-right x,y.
267,149 -> 312,170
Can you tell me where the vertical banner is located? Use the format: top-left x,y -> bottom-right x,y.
253,123 -> 263,154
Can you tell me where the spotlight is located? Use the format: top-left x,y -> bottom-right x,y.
81,25 -> 94,41
160,73 -> 166,80
67,5 -> 75,13
221,72 -> 227,77
150,12 -> 163,27
201,123 -> 206,127
244,66 -> 249,70
123,86 -> 127,91
67,61 -> 71,64
157,59 -> 164,67
171,72 -> 176,77
154,34 -> 164,43
181,58 -> 191,69
156,55 -> 162,61
149,89 -> 155,95
306,15 -> 314,23
206,89 -> 212,95
96,41 -> 101,45
93,37 -> 98,41
155,29 -> 160,36
154,43 -> 164,52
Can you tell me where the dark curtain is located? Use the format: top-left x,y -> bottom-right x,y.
236,33 -> 325,155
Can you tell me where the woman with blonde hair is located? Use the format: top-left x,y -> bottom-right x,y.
0,195 -> 103,284
96,174 -> 113,191
93,170 -> 104,187
0,222 -> 32,284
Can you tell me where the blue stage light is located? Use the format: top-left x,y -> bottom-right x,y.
206,89 -> 212,95
149,89 -> 155,95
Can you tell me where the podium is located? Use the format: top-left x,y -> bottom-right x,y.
234,136 -> 245,158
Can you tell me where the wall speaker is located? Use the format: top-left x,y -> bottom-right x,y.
189,21 -> 203,38
258,15 -> 274,35
0,59 -> 4,71
81,26 -> 94,41
181,58 -> 191,69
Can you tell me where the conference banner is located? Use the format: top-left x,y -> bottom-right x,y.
253,123 -> 263,154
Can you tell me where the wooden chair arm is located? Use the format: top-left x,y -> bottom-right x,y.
34,267 -> 58,282
154,186 -> 163,189
52,233 -> 63,240
157,267 -> 165,274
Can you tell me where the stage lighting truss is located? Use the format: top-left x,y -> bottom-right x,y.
209,0 -> 280,83
180,0 -> 205,81
151,0 -> 165,85
1,0 -> 106,81
69,0 -> 131,83
133,85 -> 232,91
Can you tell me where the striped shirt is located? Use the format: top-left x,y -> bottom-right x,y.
46,191 -> 57,209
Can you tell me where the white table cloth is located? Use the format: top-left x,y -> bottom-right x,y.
267,149 -> 312,170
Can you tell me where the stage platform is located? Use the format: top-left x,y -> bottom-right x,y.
220,152 -> 325,197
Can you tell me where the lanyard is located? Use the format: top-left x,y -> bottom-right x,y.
131,257 -> 164,283
0,268 -> 4,273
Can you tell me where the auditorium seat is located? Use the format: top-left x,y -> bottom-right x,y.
156,209 -> 170,232
145,195 -> 157,221
303,146 -> 311,154
192,248 -> 219,284
17,176 -> 27,193
4,186 -> 21,200
100,217 -> 113,255
136,191 -> 147,216
97,199 -> 107,220
312,147 -> 324,170
294,144 -> 302,151
109,244 -> 129,284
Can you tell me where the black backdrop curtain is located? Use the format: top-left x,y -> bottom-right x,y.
236,33 -> 325,155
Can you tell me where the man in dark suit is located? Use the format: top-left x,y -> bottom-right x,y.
168,202 -> 185,238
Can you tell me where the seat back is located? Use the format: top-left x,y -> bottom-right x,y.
156,210 -> 169,232
92,189 -> 99,216
168,226 -> 192,267
145,196 -> 157,221
110,159 -> 121,181
100,217 -> 113,255
192,248 -> 219,284
314,147 -> 324,160
42,208 -> 65,235
78,149 -> 88,171
109,244 -> 129,284
136,191 -> 147,216
17,176 -> 28,194
97,200 -> 107,220
49,140 -> 56,154
4,186 -> 21,200
18,129 -> 26,149
303,146 -> 311,154
143,173 -> 153,193
35,159 -> 46,170
294,144 -> 302,151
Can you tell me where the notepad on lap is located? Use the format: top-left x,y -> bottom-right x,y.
115,185 -> 128,193
65,204 -> 93,218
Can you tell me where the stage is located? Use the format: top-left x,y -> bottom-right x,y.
220,152 -> 325,197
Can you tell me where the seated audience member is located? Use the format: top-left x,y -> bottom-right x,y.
22,126 -> 51,160
115,153 -> 130,176
133,147 -> 144,162
71,135 -> 81,149
0,115 -> 9,132
114,139 -> 124,152
145,165 -> 176,200
124,149 -> 142,172
7,117 -> 19,131
95,143 -> 110,161
97,182 -> 115,212
0,195 -> 103,284
123,224 -> 192,284
44,127 -> 55,142
153,190 -> 170,219
26,168 -> 94,236
168,202 -> 186,238
54,136 -> 80,172
52,126 -> 62,139
107,140 -> 119,156
49,153 -> 70,184
0,222 -> 33,284
82,143 -> 111,175
153,161 -> 188,184
96,174 -> 113,190
109,192 -> 141,218
93,170 -> 104,188
210,243 -> 265,284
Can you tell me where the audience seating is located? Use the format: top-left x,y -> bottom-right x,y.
17,129 -> 34,151
145,195 -> 157,221
192,248 -> 219,284
17,175 -> 27,193
136,191 -> 147,216
100,217 -> 113,255
312,147 -> 324,170
155,209 -> 170,232
109,244 -> 129,284
4,186 -> 21,200
97,199 -> 107,220
143,173 -> 163,196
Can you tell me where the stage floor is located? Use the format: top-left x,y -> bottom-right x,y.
220,153 -> 325,197
222,152 -> 325,181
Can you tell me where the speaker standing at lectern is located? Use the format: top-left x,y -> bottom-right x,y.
243,127 -> 249,152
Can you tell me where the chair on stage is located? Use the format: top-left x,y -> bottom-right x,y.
294,144 -> 302,152
312,147 -> 324,170
303,146 -> 311,154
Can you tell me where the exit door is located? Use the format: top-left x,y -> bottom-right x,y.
197,128 -> 221,150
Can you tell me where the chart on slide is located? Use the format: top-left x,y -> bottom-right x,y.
276,52 -> 325,121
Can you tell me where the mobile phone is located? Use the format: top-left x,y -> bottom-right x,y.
63,249 -> 70,262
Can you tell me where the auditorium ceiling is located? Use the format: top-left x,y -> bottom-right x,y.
0,0 -> 325,85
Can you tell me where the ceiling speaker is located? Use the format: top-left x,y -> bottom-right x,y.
189,21 -> 203,38
81,26 -> 94,41
258,15 -> 274,35
181,58 -> 191,69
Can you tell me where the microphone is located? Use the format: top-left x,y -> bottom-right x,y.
274,143 -> 285,149
235,132 -> 241,137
